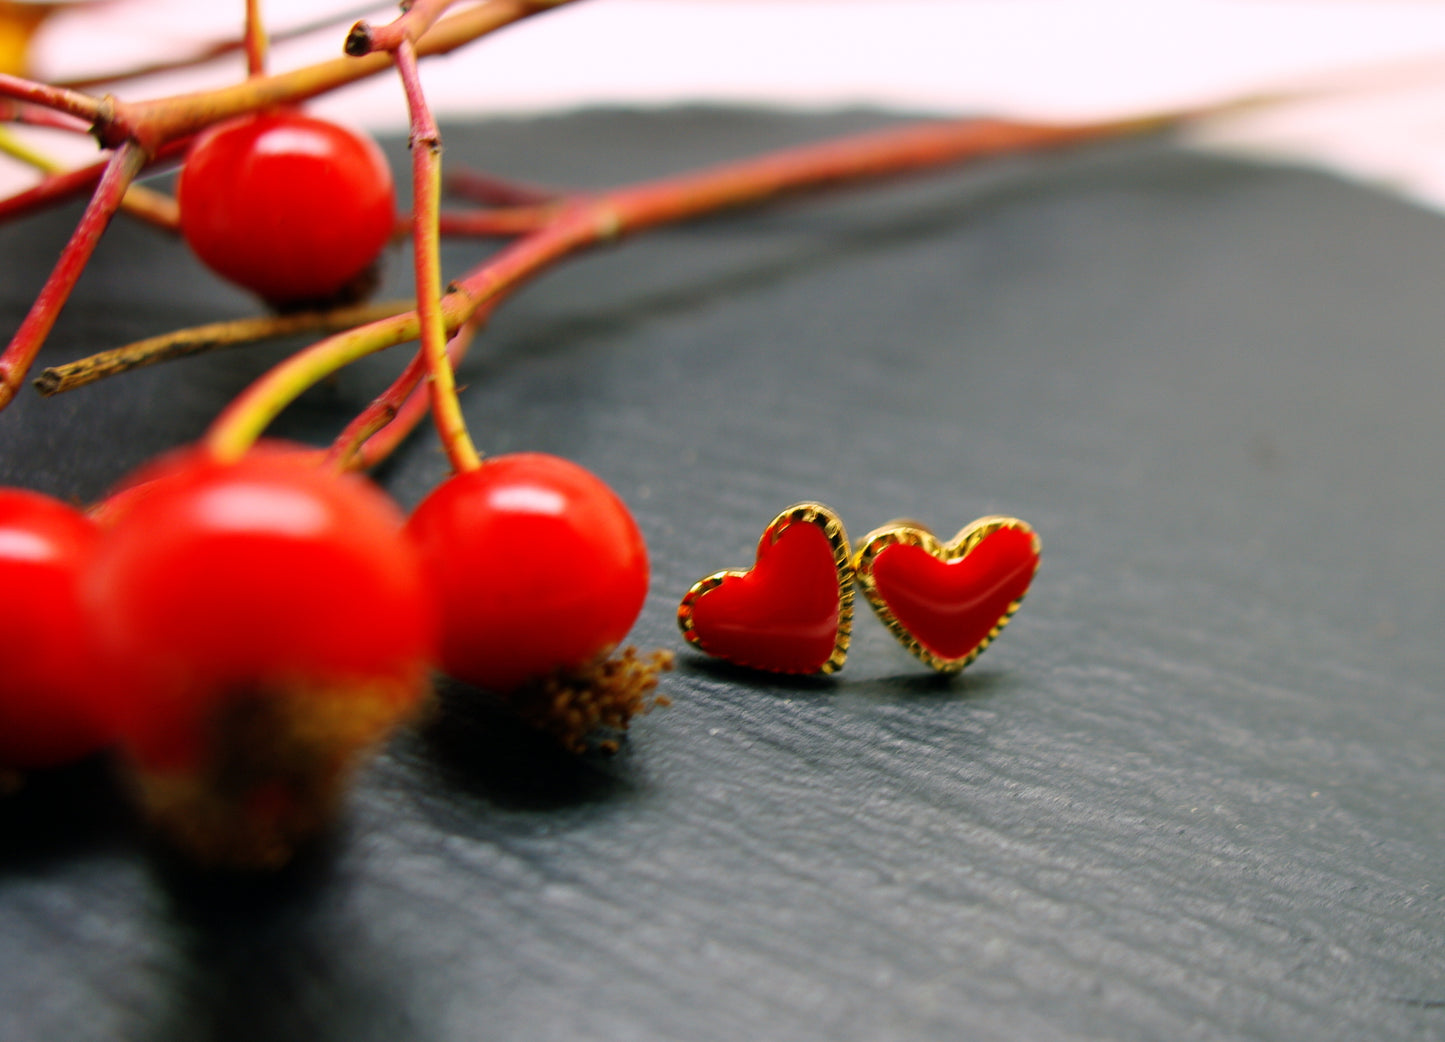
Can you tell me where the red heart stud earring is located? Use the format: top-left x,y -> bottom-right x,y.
677,503 -> 853,675
851,516 -> 1039,672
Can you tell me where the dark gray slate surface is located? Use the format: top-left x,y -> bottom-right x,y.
0,108 -> 1442,1041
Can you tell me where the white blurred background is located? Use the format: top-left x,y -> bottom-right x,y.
16,0 -> 1445,211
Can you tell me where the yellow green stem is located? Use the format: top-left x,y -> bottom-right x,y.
0,126 -> 178,229
328,310 -> 486,472
35,299 -> 411,396
395,38 -> 479,472
0,124 -> 55,170
204,306 -> 442,463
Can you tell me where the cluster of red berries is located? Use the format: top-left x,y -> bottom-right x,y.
0,447 -> 657,866
0,109 -> 669,866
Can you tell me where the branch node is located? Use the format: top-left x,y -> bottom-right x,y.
91,94 -> 119,148
343,22 -> 374,57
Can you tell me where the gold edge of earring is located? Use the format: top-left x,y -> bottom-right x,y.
676,570 -> 736,650
851,524 -> 938,670
784,502 -> 853,675
940,515 -> 1035,559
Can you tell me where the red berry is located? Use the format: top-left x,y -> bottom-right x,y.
177,112 -> 395,307
88,447 -> 435,767
405,454 -> 649,694
85,447 -> 435,866
0,489 -> 108,769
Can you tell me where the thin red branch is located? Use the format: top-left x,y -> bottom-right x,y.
328,308 -> 486,471
346,0 -> 464,56
207,113 -> 1171,458
352,317 -> 481,470
0,101 -> 91,134
0,142 -> 147,408
447,118 -> 1155,322
0,75 -> 101,125
435,206 -> 556,236
601,116 -> 1169,234
103,0 -> 582,151
56,3 -> 391,91
445,167 -> 559,206
0,158 -> 106,221
0,137 -> 189,225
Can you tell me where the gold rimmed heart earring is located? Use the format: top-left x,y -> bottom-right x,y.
677,503 -> 853,674
851,516 -> 1040,672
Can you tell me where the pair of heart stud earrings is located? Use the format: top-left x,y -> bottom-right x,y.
677,503 -> 1041,675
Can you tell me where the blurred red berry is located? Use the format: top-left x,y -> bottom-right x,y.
88,446 -> 435,766
178,112 -> 395,307
85,446 -> 435,866
0,489 -> 108,769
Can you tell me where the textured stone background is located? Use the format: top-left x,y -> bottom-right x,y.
1,109 -> 1442,1041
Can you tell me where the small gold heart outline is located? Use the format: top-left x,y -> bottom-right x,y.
851,515 -> 1040,673
677,502 -> 854,675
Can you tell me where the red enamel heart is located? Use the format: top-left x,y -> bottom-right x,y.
677,503 -> 852,674
852,516 -> 1039,671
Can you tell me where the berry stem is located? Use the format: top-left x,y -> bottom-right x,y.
0,137 -> 190,224
55,3 -> 391,91
0,127 -> 178,230
0,1 -> 569,394
203,113 -> 1164,461
103,0 -> 577,151
0,142 -> 146,409
35,300 -> 411,396
0,73 -> 102,126
327,309 -> 486,471
0,125 -> 50,170
347,0 -> 462,56
0,156 -> 111,220
394,38 -> 480,472
203,299 -> 468,463
435,204 -> 556,237
439,116 -> 1169,314
593,115 -> 1167,233
0,99 -> 92,133
244,0 -> 269,78
445,167 -> 558,206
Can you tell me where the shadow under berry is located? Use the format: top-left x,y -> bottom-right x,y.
404,678 -> 640,814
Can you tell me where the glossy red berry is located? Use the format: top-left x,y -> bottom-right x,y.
86,447 -> 435,769
177,112 -> 395,307
0,489 -> 109,769
405,454 -> 649,694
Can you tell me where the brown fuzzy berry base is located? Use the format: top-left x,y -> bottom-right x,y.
129,678 -> 428,871
508,646 -> 674,754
